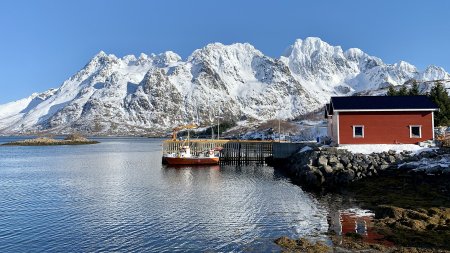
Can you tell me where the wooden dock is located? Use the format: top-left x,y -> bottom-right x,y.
162,139 -> 274,164
272,142 -> 312,159
162,139 -> 316,165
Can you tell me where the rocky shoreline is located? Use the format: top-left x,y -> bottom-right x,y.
283,146 -> 449,189
275,234 -> 450,253
275,146 -> 450,252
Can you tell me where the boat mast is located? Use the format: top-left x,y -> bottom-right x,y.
217,116 -> 220,140
211,121 -> 214,140
187,129 -> 190,146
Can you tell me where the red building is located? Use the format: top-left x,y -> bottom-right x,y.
326,96 -> 439,145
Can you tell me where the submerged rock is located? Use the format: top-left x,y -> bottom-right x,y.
274,237 -> 331,253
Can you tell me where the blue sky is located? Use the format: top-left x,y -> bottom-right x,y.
1,0 -> 450,104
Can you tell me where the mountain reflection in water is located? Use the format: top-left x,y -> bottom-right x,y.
0,138 -> 331,252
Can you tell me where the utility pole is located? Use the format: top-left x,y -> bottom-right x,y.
279,118 -> 281,142
217,100 -> 224,140
217,116 -> 224,140
187,128 -> 190,146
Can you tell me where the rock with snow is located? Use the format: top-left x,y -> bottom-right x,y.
299,146 -> 313,153
399,154 -> 450,174
0,37 -> 449,135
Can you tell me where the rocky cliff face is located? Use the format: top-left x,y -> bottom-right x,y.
1,37 -> 449,135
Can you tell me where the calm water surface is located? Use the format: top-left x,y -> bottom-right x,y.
0,137 -> 337,252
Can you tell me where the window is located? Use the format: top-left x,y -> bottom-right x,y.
353,125 -> 364,138
410,125 -> 421,138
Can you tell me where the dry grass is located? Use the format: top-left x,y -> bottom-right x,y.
257,120 -> 299,134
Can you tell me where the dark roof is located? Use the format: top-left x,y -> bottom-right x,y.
330,96 -> 439,111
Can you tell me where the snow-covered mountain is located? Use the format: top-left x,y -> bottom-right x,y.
1,37 -> 449,135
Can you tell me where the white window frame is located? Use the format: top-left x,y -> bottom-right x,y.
410,125 -> 422,138
353,125 -> 364,138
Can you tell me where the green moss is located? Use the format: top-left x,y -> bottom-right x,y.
346,173 -> 450,209
274,237 -> 331,253
345,232 -> 363,240
274,236 -> 298,249
376,225 -> 450,249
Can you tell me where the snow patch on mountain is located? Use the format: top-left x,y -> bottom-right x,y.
0,37 -> 448,135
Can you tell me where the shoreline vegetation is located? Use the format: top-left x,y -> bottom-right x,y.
275,172 -> 450,252
274,146 -> 450,252
1,134 -> 99,146
274,233 -> 450,253
345,170 -> 450,251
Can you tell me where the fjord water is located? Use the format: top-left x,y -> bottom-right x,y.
0,137 -> 329,252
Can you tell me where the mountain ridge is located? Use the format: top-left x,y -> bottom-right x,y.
1,37 -> 449,135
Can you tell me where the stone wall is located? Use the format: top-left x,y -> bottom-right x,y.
285,147 -> 414,189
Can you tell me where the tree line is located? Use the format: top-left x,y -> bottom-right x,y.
386,80 -> 450,126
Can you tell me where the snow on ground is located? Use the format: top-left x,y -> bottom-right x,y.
399,154 -> 450,173
399,155 -> 450,174
340,208 -> 375,218
299,146 -> 313,153
338,144 -> 435,155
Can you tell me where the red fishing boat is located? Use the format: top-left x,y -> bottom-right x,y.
163,123 -> 223,166
163,146 -> 220,165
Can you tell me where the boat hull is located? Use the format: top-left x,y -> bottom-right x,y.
165,157 -> 220,165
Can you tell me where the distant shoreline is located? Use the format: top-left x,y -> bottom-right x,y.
0,135 -> 169,139
1,136 -> 100,146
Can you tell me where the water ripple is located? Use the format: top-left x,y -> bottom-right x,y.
0,138 -> 329,252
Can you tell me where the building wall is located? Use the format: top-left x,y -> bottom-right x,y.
338,111 -> 433,144
327,116 -> 333,139
332,112 -> 339,142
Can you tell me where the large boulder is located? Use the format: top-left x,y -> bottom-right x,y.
336,169 -> 355,184
317,156 -> 328,168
